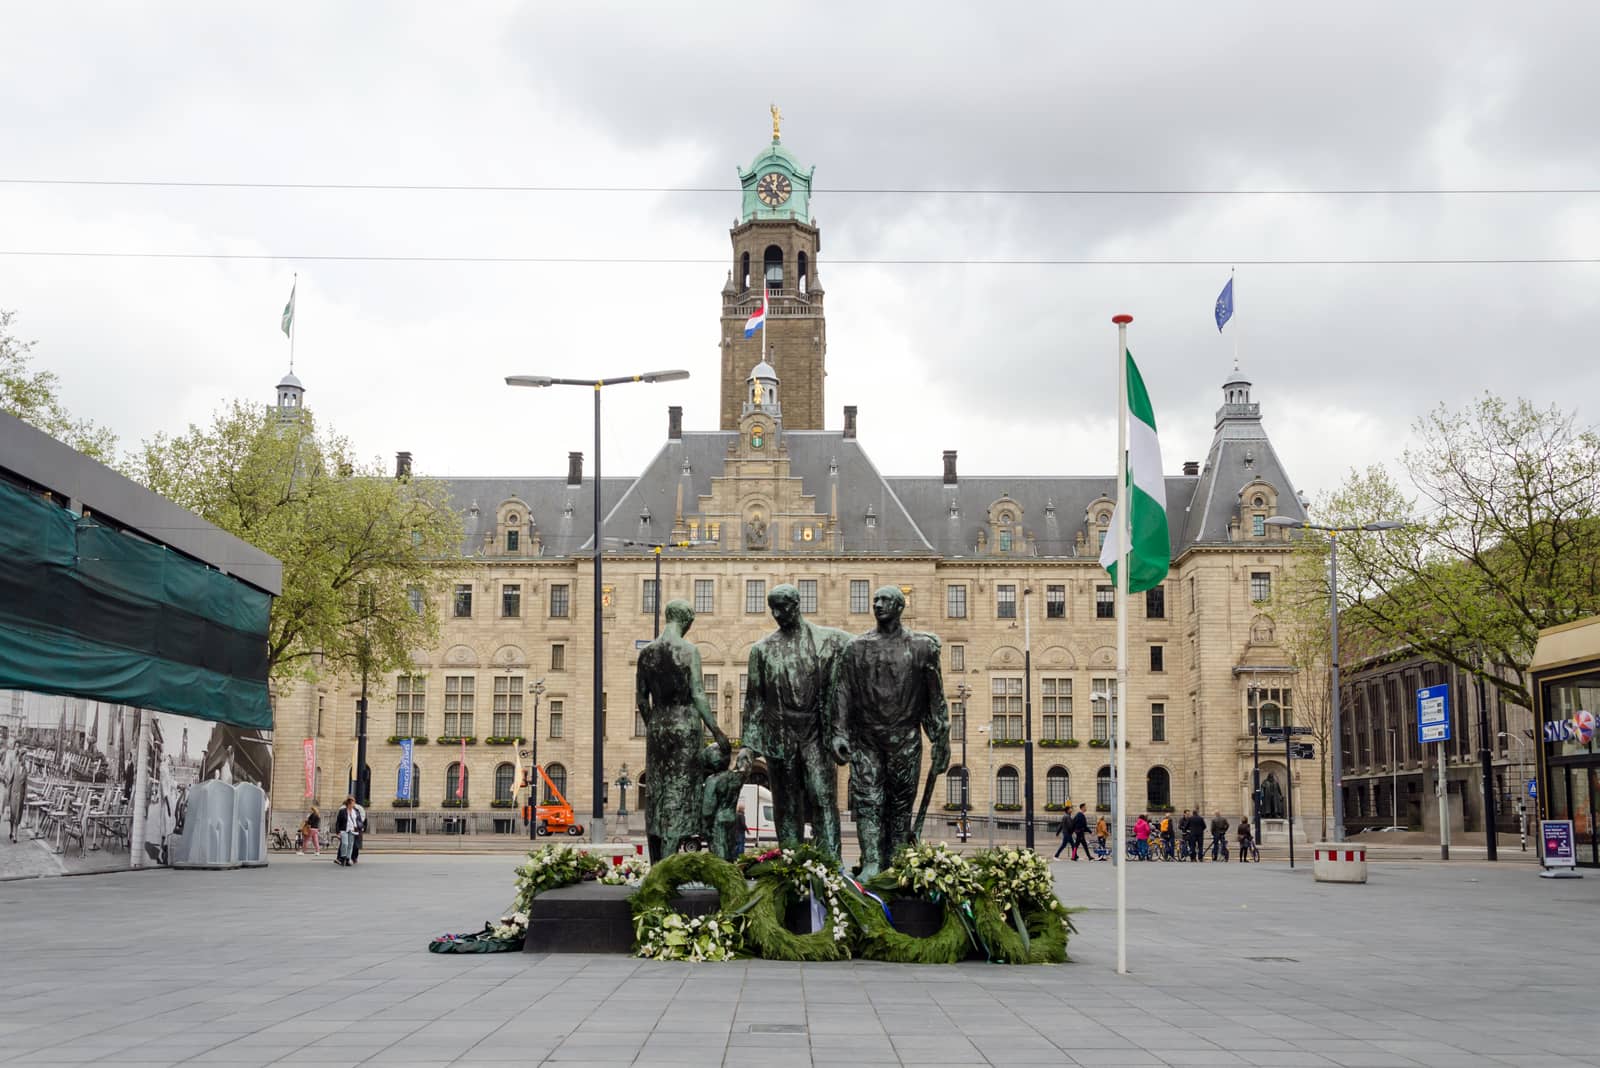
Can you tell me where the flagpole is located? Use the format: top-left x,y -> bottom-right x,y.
1112,312 -> 1132,977
289,272 -> 297,371
1229,268 -> 1237,370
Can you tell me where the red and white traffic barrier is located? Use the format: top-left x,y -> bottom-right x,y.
1313,842 -> 1368,883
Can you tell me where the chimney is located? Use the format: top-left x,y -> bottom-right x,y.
942,450 -> 958,485
843,405 -> 858,439
567,451 -> 584,486
395,451 -> 413,480
1182,460 -> 1199,476
668,405 -> 683,440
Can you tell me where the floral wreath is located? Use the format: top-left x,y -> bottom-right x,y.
630,851 -> 751,962
739,846 -> 863,962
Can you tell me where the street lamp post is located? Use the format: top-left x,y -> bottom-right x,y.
1474,650 -> 1498,861
976,723 -> 995,848
507,369 -> 689,845
1022,586 -> 1036,850
1091,689 -> 1117,865
1250,684 -> 1263,847
956,682 -> 971,843
615,763 -> 631,824
1266,515 -> 1407,842
527,678 -> 545,840
1388,727 -> 1399,829
1498,730 -> 1529,851
606,539 -> 702,639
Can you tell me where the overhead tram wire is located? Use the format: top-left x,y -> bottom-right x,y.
3,177 -> 1599,196
1,250 -> 1598,266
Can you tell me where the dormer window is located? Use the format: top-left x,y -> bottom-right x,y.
506,529 -> 519,553
998,530 -> 1012,552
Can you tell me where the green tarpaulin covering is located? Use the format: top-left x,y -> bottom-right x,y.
0,478 -> 272,729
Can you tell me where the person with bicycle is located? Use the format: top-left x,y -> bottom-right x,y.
1208,810 -> 1230,861
1158,812 -> 1175,860
1133,813 -> 1152,860
1237,817 -> 1257,862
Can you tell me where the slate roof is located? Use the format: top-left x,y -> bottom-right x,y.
440,476 -> 633,558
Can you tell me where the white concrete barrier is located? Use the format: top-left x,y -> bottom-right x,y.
1313,842 -> 1367,883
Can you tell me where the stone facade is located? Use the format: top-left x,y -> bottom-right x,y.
267,125 -> 1330,842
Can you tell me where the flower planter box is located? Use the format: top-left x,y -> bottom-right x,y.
441,799 -> 470,809
484,737 -> 526,746
490,799 -> 516,809
386,735 -> 429,745
993,804 -> 1022,812
1039,739 -> 1078,748
437,736 -> 477,746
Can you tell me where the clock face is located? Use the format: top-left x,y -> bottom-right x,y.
756,172 -> 792,207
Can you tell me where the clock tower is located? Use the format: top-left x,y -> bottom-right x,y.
719,108 -> 826,431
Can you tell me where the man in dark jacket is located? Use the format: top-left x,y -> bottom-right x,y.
1185,810 -> 1205,862
1209,811 -> 1230,861
1070,803 -> 1091,860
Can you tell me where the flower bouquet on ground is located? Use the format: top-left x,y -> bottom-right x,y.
598,853 -> 651,887
428,910 -> 528,954
512,843 -> 608,912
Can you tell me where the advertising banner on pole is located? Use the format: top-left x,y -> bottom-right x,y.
303,739 -> 315,798
1417,685 -> 1452,743
398,738 -> 414,801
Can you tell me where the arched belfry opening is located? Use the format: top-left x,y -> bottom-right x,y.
797,251 -> 809,294
764,245 -> 784,289
740,252 -> 750,291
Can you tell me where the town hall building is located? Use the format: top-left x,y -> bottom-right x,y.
267,118 -> 1319,844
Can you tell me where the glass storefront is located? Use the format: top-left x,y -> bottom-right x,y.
1536,667 -> 1600,867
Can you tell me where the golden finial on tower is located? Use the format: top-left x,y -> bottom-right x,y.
770,103 -> 782,140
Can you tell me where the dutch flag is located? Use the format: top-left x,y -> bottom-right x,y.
744,286 -> 768,338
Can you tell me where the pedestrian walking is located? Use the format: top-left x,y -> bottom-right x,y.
1209,810 -> 1230,861
1159,812 -> 1174,860
1053,808 -> 1073,859
1237,817 -> 1256,862
1134,813 -> 1151,860
1186,810 -> 1205,861
301,805 -> 321,854
350,800 -> 366,863
1071,803 -> 1090,860
734,802 -> 747,858
1095,812 -> 1109,855
334,796 -> 362,866
0,737 -> 27,843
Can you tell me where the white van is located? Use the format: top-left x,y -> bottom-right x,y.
739,784 -> 775,846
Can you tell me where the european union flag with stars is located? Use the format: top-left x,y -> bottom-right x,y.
1214,276 -> 1234,333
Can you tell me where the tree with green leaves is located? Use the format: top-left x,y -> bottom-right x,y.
1314,394 -> 1600,710
128,400 -> 463,684
0,308 -> 117,461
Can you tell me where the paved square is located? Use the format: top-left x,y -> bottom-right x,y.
0,854 -> 1592,1067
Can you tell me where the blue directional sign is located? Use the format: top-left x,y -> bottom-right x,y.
1527,778 -> 1538,799
1417,684 -> 1452,743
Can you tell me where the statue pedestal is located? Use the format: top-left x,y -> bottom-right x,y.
523,883 -> 722,954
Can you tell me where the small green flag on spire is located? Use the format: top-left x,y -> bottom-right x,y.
280,281 -> 296,338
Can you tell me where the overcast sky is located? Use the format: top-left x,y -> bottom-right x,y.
4,4 -> 1598,505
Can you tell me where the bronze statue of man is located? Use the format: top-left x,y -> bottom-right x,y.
636,599 -> 726,861
832,585 -> 950,878
738,583 -> 852,861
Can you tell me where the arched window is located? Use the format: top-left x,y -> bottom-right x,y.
1096,765 -> 1113,809
797,250 -> 809,294
995,765 -> 1020,807
493,762 -> 515,804
446,761 -> 467,802
740,252 -> 750,291
1046,766 -> 1070,807
945,765 -> 967,806
396,761 -> 418,803
763,245 -> 784,289
543,762 -> 567,804
1146,766 -> 1171,808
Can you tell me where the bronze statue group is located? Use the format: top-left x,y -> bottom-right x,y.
636,583 -> 949,878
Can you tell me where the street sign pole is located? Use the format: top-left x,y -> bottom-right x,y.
1285,726 -> 1295,870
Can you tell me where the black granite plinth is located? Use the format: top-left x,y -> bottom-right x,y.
523,883 -> 724,954
888,897 -> 944,938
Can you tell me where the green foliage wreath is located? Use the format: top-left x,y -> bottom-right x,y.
741,846 -> 858,962
630,852 -> 753,962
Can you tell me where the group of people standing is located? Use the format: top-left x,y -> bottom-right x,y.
1054,807 -> 1260,862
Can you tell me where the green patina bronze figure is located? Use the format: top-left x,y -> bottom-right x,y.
636,599 -> 727,861
700,740 -> 744,861
832,585 -> 950,879
738,583 -> 852,862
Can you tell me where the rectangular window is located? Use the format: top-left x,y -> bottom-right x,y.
850,580 -> 871,614
406,585 -> 425,616
1145,585 -> 1165,619
694,578 -> 715,615
1045,584 -> 1066,619
550,643 -> 566,672
634,707 -> 646,737
396,675 -> 426,736
1150,645 -> 1165,673
996,584 -> 1017,619
453,584 -> 473,618
1095,585 -> 1115,619
704,673 -> 720,725
1041,677 -> 1072,741
739,673 -> 749,712
1250,572 -> 1272,603
949,700 -> 966,742
1151,702 -> 1166,742
745,579 -> 766,614
997,772 -> 1020,807
549,584 -> 570,618
443,675 -> 475,737
1246,685 -> 1293,734
642,579 -> 658,617
1252,514 -> 1265,537
1091,677 -> 1118,740
946,584 -> 968,619
501,583 -> 521,618
798,579 -> 818,614
548,701 -> 563,738
990,676 -> 1023,740
492,676 -> 523,738
950,644 -> 965,673
506,529 -> 520,552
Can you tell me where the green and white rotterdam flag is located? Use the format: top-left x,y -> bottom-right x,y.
1099,349 -> 1171,593
280,281 -> 296,338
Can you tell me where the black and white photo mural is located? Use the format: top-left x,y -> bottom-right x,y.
0,689 -> 272,877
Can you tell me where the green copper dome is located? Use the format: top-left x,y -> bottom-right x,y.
738,134 -> 815,223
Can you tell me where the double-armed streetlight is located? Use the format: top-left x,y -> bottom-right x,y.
506,369 -> 689,845
605,538 -> 704,639
955,681 -> 971,842
1265,515 -> 1407,842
